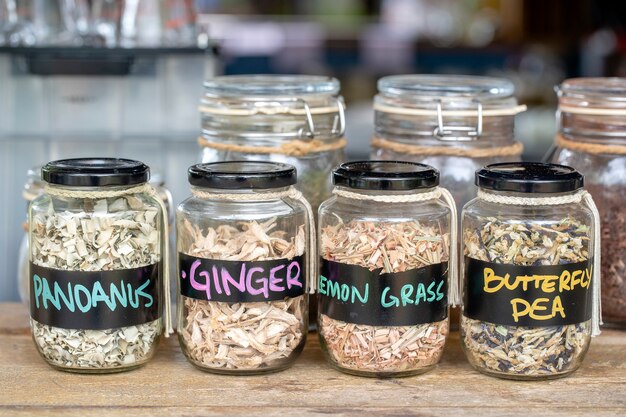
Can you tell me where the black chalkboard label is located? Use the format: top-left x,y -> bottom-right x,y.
30,262 -> 160,330
179,253 -> 306,302
318,259 -> 448,326
463,257 -> 593,326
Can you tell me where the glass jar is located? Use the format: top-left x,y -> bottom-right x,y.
317,161 -> 458,377
177,161 -> 314,374
199,74 -> 346,212
29,158 -> 169,373
149,171 -> 174,229
19,166 -> 174,305
550,78 -> 626,328
18,166 -> 46,304
146,171 -> 176,303
461,162 -> 601,380
372,74 -> 526,215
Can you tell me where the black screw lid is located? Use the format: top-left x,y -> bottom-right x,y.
188,161 -> 297,190
476,162 -> 584,193
42,158 -> 150,187
333,161 -> 439,191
